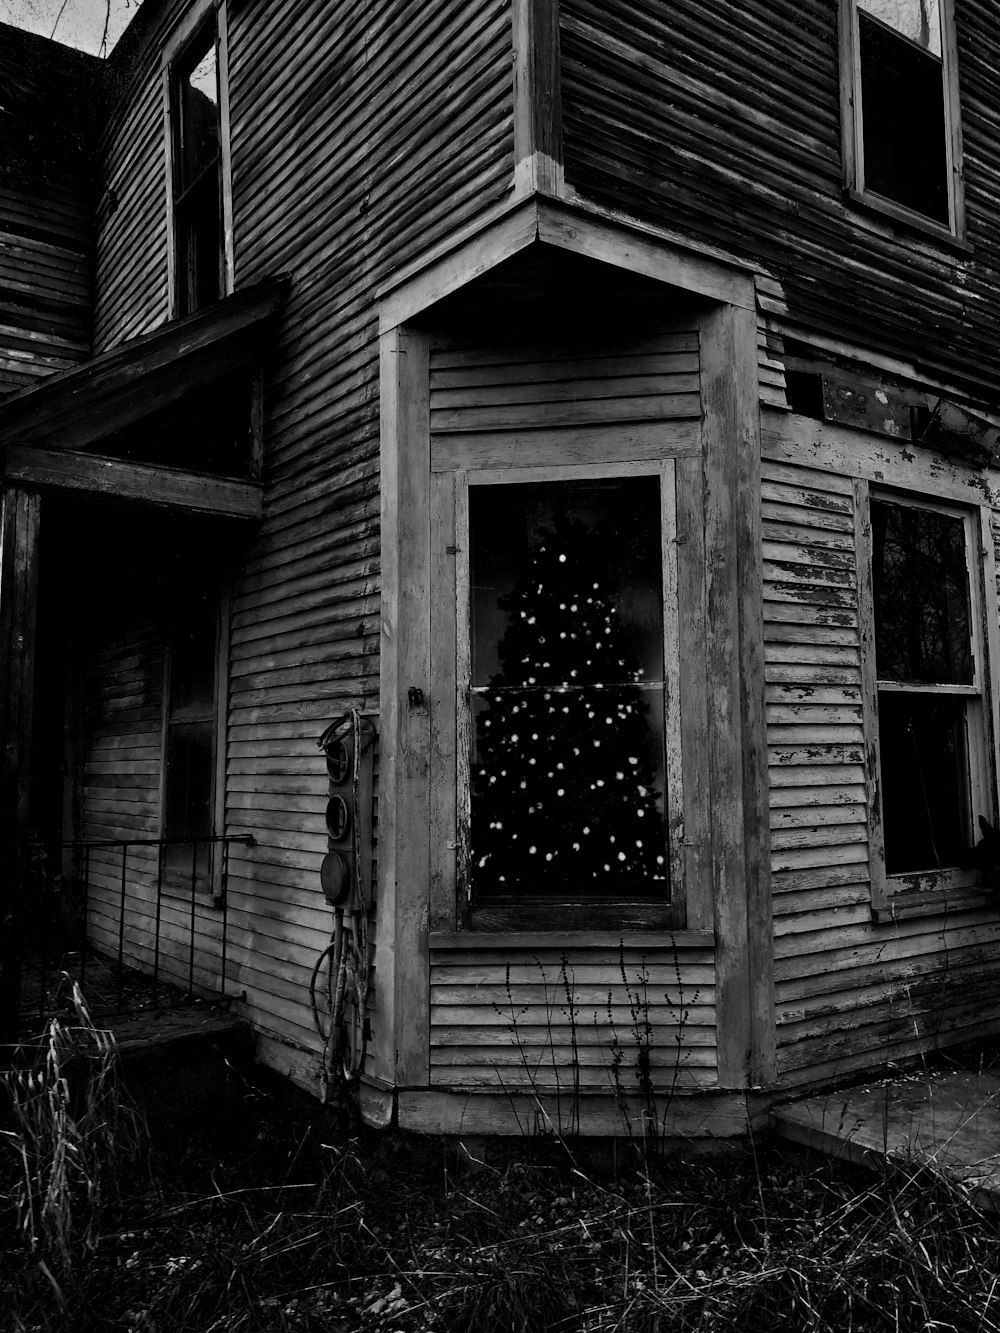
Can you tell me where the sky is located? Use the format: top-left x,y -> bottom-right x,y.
0,0 -> 142,54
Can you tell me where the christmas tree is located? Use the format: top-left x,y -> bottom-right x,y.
472,512 -> 668,898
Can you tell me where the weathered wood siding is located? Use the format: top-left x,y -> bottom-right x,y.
80,614 -> 226,996
762,442 -> 1000,1087
90,0 -> 515,1072
425,321 -> 713,1089
429,325 -> 702,470
560,0 -> 1000,395
429,942 -> 716,1091
0,25 -> 101,395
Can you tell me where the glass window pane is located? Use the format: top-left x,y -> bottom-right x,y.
177,27 -> 219,193
169,596 -> 217,717
878,692 -> 971,872
469,477 -> 669,898
871,499 -> 972,684
858,12 -> 948,224
858,0 -> 941,54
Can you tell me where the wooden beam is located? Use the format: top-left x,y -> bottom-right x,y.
700,304 -> 753,1090
0,275 -> 289,452
513,0 -> 564,197
732,302 -> 775,1088
0,486 -> 41,1047
376,326 -> 432,1090
5,444 -> 262,520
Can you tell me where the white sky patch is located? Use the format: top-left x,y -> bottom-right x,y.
0,0 -> 141,55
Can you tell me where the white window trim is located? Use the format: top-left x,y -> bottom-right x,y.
451,458 -> 686,929
839,0 -> 966,239
859,482 -> 997,910
162,0 -> 235,320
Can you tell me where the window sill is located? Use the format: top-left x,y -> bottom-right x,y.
871,880 -> 998,923
429,927 -> 716,950
465,897 -> 682,934
845,187 -> 972,255
159,876 -> 223,907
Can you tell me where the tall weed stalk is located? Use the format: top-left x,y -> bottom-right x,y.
1,976 -> 150,1279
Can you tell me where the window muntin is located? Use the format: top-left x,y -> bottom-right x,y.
170,15 -> 224,316
871,495 -> 986,878
844,0 -> 961,233
163,592 -> 219,889
466,475 -> 671,902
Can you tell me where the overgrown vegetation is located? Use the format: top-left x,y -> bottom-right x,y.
4,1008 -> 1000,1331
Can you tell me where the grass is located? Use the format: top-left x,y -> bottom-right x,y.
5,1017 -> 1000,1331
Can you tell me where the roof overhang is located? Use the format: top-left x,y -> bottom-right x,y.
377,195 -> 756,333
0,275 -> 289,520
0,274 -> 289,454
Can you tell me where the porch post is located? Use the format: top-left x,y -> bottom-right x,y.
0,485 -> 41,1048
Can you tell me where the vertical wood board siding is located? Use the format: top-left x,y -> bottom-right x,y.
763,447 -> 1000,1086
560,0 -> 1000,394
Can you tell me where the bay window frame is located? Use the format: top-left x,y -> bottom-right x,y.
446,458 -> 686,932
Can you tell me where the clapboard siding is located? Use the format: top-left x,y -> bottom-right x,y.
561,0 -> 1000,395
84,0 -> 514,1072
429,945 -> 716,1091
429,328 -> 702,471
764,446 -> 1000,1085
0,26 -> 98,395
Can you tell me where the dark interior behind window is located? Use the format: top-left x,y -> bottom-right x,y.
858,11 -> 949,226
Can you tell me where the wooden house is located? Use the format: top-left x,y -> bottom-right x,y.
4,0 -> 1000,1137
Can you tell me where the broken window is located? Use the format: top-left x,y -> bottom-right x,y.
842,0 -> 962,232
468,475 -> 670,900
871,495 -> 985,876
169,13 -> 225,316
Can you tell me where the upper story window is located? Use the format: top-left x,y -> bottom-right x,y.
840,0 -> 965,236
164,2 -> 233,318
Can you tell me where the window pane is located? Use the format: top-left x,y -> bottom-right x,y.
176,28 -> 219,193
871,499 -> 971,684
164,720 -> 213,879
169,596 -> 216,717
878,692 -> 970,872
859,0 -> 941,55
858,11 -> 949,225
469,477 -> 669,898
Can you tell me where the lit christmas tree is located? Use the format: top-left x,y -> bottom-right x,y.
472,514 -> 668,897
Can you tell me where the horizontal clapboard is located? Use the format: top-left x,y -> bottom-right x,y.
83,0 -> 515,1069
429,332 -> 702,471
429,943 -> 717,1091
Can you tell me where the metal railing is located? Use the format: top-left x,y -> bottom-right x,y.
23,834 -> 252,1025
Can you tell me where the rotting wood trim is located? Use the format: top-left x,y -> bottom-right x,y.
700,303 -> 752,1091
0,275 -> 290,449
4,444 -> 262,520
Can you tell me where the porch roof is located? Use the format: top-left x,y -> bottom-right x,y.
0,274 -> 289,454
0,275 -> 289,520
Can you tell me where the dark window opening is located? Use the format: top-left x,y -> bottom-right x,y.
468,476 -> 669,899
857,9 -> 949,226
871,497 -> 976,875
163,591 -> 218,887
172,18 -> 222,316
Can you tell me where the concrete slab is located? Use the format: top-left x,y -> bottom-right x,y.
772,1071 -> 1000,1206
